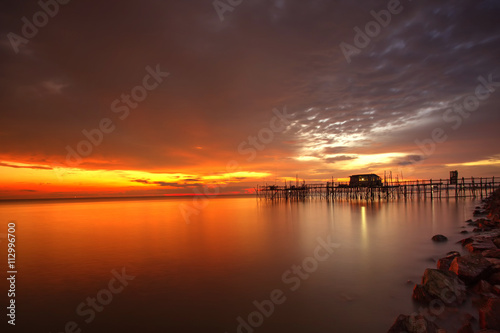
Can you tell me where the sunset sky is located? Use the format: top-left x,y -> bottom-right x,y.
1,0 -> 500,199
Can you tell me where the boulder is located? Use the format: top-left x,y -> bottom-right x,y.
460,237 -> 475,246
480,298 -> 500,330
437,252 -> 461,271
475,228 -> 493,232
473,280 -> 498,298
483,249 -> 500,259
494,237 -> 500,249
488,273 -> 500,285
485,258 -> 500,273
465,237 -> 497,253
450,254 -> 493,284
432,234 -> 448,242
475,209 -> 487,216
458,322 -> 474,333
412,268 -> 467,305
387,314 -> 441,333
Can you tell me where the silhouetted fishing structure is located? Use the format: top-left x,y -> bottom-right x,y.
256,172 -> 499,201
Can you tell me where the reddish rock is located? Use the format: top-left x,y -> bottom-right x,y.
460,237 -> 475,246
473,280 -> 499,300
413,268 -> 467,305
432,234 -> 448,242
483,249 -> 500,259
387,314 -> 441,333
437,252 -> 461,271
480,298 -> 500,330
488,273 -> 500,285
494,237 -> 500,249
486,258 -> 500,273
466,238 -> 498,253
450,254 -> 493,284
458,322 -> 474,333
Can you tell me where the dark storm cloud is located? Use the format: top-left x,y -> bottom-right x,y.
324,155 -> 357,164
0,0 -> 499,177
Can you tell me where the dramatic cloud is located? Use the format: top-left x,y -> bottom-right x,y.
0,0 -> 499,198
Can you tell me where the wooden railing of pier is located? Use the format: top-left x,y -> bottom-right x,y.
256,177 -> 499,201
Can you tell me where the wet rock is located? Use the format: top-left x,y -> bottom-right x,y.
475,227 -> 493,233
473,280 -> 497,298
485,258 -> 500,273
483,249 -> 500,259
475,209 -> 487,216
458,322 -> 474,333
465,237 -> 497,253
493,237 -> 500,249
437,252 -> 461,271
387,314 -> 441,333
479,298 -> 500,330
460,237 -> 475,246
488,273 -> 500,286
449,254 -> 493,285
432,234 -> 448,242
412,268 -> 467,305
477,219 -> 499,229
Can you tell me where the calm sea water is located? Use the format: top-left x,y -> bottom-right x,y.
1,196 -> 479,332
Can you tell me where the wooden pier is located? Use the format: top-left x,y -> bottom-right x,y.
256,177 -> 500,201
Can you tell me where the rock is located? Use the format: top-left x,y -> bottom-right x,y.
387,314 -> 441,333
483,249 -> 500,259
485,258 -> 500,273
494,237 -> 500,249
488,273 -> 500,285
460,237 -> 475,246
438,252 -> 461,271
449,254 -> 493,285
473,280 -> 497,298
465,237 -> 497,253
458,322 -> 474,333
461,230 -> 469,234
475,227 -> 493,232
413,268 -> 467,305
480,298 -> 500,330
432,234 -> 448,242
475,209 -> 487,216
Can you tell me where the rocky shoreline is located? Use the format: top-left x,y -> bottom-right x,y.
387,188 -> 500,333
